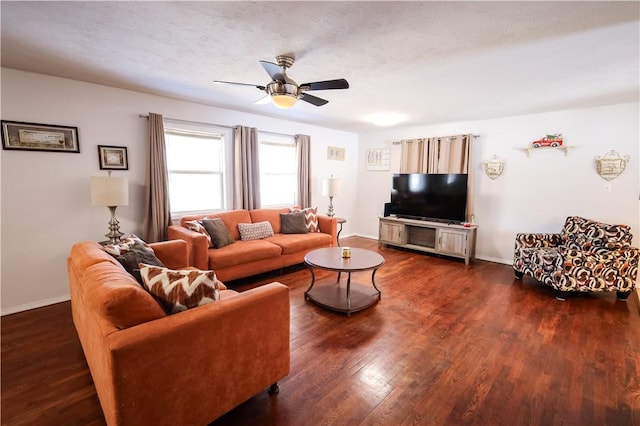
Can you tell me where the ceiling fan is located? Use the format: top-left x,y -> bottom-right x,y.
214,55 -> 349,109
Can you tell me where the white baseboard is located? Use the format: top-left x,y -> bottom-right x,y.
475,255 -> 512,265
1,294 -> 70,316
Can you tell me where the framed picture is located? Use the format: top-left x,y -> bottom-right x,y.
98,145 -> 129,170
1,120 -> 79,153
327,146 -> 345,161
366,148 -> 390,171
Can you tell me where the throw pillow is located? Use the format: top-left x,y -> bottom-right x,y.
184,220 -> 213,248
290,207 -> 319,232
102,234 -> 154,256
115,241 -> 165,284
280,212 -> 309,234
201,218 -> 235,249
238,221 -> 274,241
139,264 -> 221,314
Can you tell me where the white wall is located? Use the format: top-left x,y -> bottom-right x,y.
0,68 -> 358,314
3,67 -> 637,313
355,103 -> 640,264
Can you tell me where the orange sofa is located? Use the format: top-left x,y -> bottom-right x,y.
168,207 -> 338,281
67,239 -> 290,426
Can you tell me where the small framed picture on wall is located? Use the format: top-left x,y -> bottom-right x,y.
98,145 -> 128,170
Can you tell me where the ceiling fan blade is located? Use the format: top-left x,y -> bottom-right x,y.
300,79 -> 349,91
259,61 -> 285,81
214,80 -> 265,90
300,93 -> 329,107
254,95 -> 271,105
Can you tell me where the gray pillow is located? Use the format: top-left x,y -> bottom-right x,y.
115,242 -> 165,284
201,218 -> 235,248
280,212 -> 308,234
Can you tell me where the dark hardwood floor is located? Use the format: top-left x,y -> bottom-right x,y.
2,236 -> 639,425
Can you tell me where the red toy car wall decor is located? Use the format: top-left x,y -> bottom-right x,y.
532,133 -> 563,148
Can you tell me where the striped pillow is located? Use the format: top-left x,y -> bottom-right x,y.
184,220 -> 213,248
139,264 -> 222,314
102,234 -> 154,256
290,207 -> 319,232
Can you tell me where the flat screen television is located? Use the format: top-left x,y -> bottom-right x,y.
389,173 -> 468,223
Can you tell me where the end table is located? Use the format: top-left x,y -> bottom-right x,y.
336,217 -> 346,246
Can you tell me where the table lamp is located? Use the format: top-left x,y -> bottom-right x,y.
322,175 -> 341,217
91,176 -> 129,244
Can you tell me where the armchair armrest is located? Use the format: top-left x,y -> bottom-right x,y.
105,282 -> 290,425
514,232 -> 562,250
167,225 -> 209,269
317,215 -> 338,246
149,240 -> 189,269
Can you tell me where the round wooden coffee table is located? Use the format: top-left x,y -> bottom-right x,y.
304,247 -> 384,316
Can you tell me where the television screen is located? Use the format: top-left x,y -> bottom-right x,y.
390,173 -> 468,223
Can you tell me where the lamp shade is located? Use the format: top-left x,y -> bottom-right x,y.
91,176 -> 129,207
322,176 -> 341,197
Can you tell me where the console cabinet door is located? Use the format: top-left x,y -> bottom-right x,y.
437,229 -> 468,257
380,221 -> 404,245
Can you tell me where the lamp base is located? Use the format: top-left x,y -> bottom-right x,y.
105,206 -> 124,244
326,196 -> 335,218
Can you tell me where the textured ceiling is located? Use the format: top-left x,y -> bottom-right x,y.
1,1 -> 639,133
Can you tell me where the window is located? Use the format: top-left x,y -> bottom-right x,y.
165,128 -> 227,214
259,134 -> 297,207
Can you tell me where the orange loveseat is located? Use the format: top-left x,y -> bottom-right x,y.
168,207 -> 338,281
67,239 -> 290,426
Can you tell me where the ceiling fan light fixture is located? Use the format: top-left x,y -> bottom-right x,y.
267,81 -> 299,109
215,56 -> 348,109
271,94 -> 298,109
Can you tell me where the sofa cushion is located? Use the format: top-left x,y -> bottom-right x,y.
238,221 -> 274,241
265,232 -> 332,255
69,241 -> 121,274
84,262 -> 166,329
201,218 -> 235,248
181,210 -> 252,241
280,212 -> 308,234
208,240 -> 282,269
139,264 -> 222,314
184,220 -> 213,248
561,216 -> 632,252
115,241 -> 165,283
290,207 -> 319,232
250,208 -> 290,234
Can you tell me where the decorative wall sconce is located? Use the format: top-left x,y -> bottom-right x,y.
594,150 -> 629,181
483,155 -> 505,180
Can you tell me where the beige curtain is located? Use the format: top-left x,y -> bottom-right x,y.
426,135 -> 469,174
295,134 -> 311,208
399,138 -> 426,173
232,125 -> 261,210
142,113 -> 171,242
399,134 -> 475,220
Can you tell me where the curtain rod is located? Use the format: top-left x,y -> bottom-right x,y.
392,134 -> 480,145
138,114 -> 294,138
138,114 -> 234,129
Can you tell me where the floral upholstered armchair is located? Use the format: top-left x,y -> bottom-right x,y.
513,216 -> 638,300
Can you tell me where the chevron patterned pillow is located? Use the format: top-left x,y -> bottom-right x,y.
139,264 -> 221,314
102,234 -> 154,256
184,219 -> 213,248
290,207 -> 319,232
